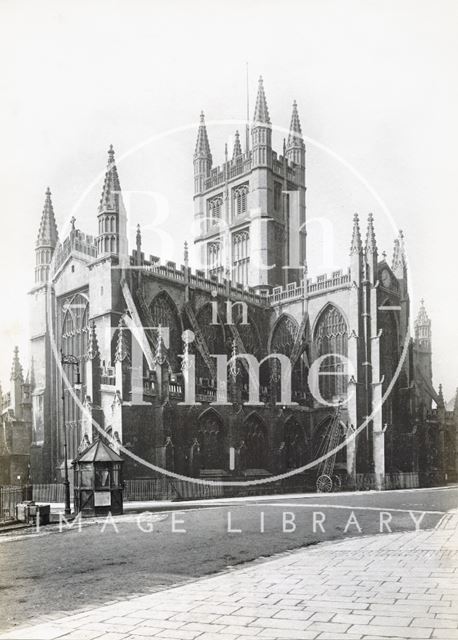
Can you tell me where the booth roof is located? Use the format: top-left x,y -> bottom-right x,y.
76,438 -> 123,463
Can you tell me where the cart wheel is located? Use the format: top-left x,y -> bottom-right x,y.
316,474 -> 333,493
332,474 -> 342,491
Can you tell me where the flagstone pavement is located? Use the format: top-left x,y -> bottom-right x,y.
1,510 -> 458,640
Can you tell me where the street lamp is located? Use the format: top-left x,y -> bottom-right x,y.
61,352 -> 81,516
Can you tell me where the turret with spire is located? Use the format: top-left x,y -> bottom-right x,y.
96,145 -> 128,260
415,298 -> 431,349
232,130 -> 242,161
86,319 -> 100,406
10,346 -> 24,419
286,100 -> 305,172
414,298 -> 433,385
193,111 -> 212,194
391,230 -> 407,280
251,76 -> 272,167
365,213 -> 378,284
349,213 -> 363,286
35,188 -> 59,285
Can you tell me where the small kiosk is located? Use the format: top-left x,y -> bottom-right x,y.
73,439 -> 124,517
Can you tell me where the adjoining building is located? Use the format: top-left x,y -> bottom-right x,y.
0,348 -> 32,485
27,78 -> 457,491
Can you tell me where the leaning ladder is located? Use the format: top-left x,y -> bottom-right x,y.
316,402 -> 343,493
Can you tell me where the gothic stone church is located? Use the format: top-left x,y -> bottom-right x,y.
29,77 -> 453,491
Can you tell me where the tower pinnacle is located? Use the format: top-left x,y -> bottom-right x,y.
194,111 -> 212,160
365,213 -> 377,254
10,346 -> 23,382
193,111 -> 212,193
87,321 -> 100,361
36,187 -> 59,249
253,76 -> 270,125
392,230 -> 407,279
99,145 -> 121,214
35,188 -> 59,285
232,130 -> 242,160
287,100 -> 304,150
350,213 -> 362,254
96,145 -> 128,259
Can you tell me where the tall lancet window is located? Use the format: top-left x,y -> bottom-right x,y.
232,230 -> 249,286
61,293 -> 89,462
207,241 -> 223,281
314,305 -> 348,403
233,183 -> 249,217
207,195 -> 223,228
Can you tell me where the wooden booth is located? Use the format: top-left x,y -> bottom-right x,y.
73,439 -> 124,517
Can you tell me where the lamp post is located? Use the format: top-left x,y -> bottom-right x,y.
61,352 -> 81,516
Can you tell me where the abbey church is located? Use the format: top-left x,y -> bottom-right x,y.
25,77 -> 458,492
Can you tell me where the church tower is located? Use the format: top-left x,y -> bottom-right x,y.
193,76 -> 306,291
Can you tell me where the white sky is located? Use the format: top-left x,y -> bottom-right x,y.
0,0 -> 457,401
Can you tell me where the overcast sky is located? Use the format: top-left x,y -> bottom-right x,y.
0,0 -> 457,401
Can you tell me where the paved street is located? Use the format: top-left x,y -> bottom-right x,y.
0,487 -> 457,636
0,499 -> 457,640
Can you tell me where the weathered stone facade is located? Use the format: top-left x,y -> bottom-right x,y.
27,79 -> 457,491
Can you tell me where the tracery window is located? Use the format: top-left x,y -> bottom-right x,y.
197,412 -> 226,469
232,230 -> 249,286
195,304 -> 226,388
149,292 -> 181,371
207,195 -> 223,227
207,241 -> 223,281
233,183 -> 249,216
284,417 -> 307,469
61,293 -> 89,462
270,315 -> 308,403
242,415 -> 268,469
314,305 -> 348,402
234,311 -> 261,402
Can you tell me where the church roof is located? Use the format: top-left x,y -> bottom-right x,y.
36,187 -> 59,248
98,145 -> 121,213
76,438 -> 123,463
253,76 -> 271,125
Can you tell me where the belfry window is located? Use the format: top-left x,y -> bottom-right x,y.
233,183 -> 249,217
207,241 -> 223,281
207,195 -> 223,227
232,230 -> 249,286
314,305 -> 348,403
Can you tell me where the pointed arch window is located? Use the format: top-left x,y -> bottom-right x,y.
61,293 -> 89,463
207,241 -> 223,281
232,229 -> 249,286
270,315 -> 309,404
233,183 -> 249,217
243,415 -> 268,469
197,412 -> 226,469
149,293 -> 181,371
314,305 -> 348,402
207,195 -> 223,228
